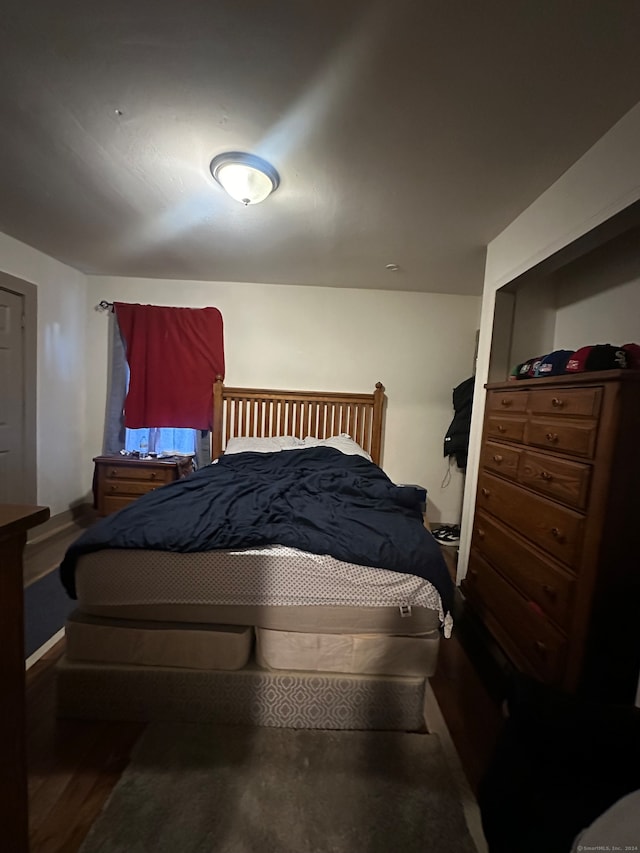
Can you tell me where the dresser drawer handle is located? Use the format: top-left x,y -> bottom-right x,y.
551,397 -> 564,408
534,640 -> 549,658
110,469 -> 119,477
492,454 -> 503,463
540,471 -> 553,481
497,424 -> 507,433
545,432 -> 558,443
110,484 -> 119,492
476,528 -> 486,539
481,488 -> 491,498
468,568 -> 478,578
500,398 -> 512,407
150,472 -> 157,480
550,527 -> 563,540
542,584 -> 557,599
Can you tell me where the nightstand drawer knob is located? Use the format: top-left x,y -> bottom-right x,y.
534,640 -> 549,658
481,488 -> 491,498
477,528 -> 486,539
497,424 -> 507,433
540,471 -> 553,481
550,527 -> 562,539
500,398 -> 512,407
492,454 -> 503,463
110,469 -> 118,477
150,472 -> 157,480
110,484 -> 119,492
545,432 -> 558,443
551,397 -> 564,408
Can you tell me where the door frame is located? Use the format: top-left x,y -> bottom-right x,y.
0,271 -> 37,504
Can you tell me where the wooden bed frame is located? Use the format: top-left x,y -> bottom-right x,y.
57,379 -> 441,731
212,378 -> 386,465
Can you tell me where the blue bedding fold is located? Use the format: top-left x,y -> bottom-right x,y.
59,447 -> 453,616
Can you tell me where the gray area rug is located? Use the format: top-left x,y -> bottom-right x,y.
80,723 -> 478,853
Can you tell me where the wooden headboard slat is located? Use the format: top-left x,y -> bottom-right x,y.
212,379 -> 386,466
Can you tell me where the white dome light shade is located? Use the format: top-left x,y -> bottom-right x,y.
210,152 -> 280,205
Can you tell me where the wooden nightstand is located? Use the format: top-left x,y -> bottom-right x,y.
93,455 -> 194,516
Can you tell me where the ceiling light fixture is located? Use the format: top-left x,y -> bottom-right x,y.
210,152 -> 280,206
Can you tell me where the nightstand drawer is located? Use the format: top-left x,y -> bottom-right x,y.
102,465 -> 174,483
104,480 -> 163,497
472,511 -> 575,629
476,472 -> 585,567
101,495 -> 140,515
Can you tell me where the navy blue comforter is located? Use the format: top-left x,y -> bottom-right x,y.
59,448 -> 453,615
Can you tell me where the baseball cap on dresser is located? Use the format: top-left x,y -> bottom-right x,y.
526,355 -> 546,378
622,343 -> 640,369
584,344 -> 628,371
513,355 -> 545,379
534,350 -> 575,377
565,346 -> 593,373
566,344 -> 628,372
513,359 -> 535,379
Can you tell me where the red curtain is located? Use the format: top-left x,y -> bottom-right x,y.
115,302 -> 225,430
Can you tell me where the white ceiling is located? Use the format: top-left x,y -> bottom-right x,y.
1,1 -> 639,295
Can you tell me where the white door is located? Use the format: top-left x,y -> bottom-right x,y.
0,287 -> 26,503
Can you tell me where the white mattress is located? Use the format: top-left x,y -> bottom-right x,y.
76,545 -> 445,620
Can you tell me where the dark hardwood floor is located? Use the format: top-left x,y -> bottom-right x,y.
25,544 -> 505,852
26,647 -> 144,853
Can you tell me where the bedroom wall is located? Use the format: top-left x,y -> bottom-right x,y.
0,232 -> 87,516
84,276 -> 481,525
552,232 -> 640,348
457,100 -> 640,581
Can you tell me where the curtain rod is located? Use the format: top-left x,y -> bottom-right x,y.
97,300 -> 114,312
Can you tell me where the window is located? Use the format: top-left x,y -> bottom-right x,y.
125,427 -> 197,457
123,359 -> 197,457
102,303 -> 223,468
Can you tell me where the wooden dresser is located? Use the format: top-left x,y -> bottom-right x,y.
462,369 -> 640,702
93,455 -> 194,516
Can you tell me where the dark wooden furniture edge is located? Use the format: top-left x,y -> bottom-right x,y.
1,504 -> 50,853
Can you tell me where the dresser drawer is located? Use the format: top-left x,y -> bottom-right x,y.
528,386 -> 601,418
472,511 -> 575,629
486,390 -> 529,413
526,417 -> 598,458
518,450 -> 591,509
480,442 -> 521,481
476,472 -> 585,567
486,415 -> 526,444
465,551 -> 566,683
